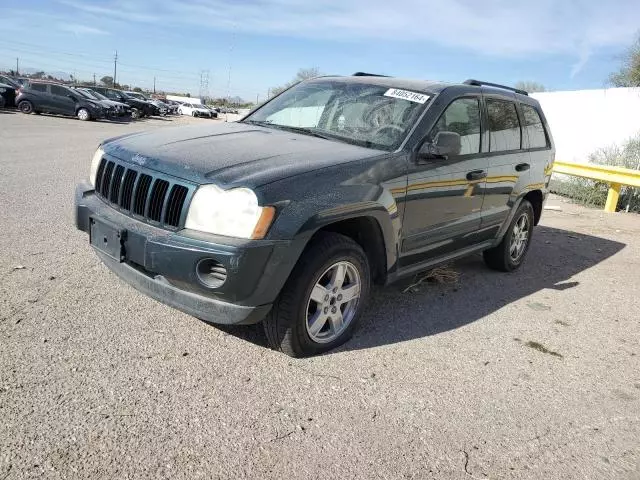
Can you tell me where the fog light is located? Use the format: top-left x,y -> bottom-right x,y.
196,258 -> 227,288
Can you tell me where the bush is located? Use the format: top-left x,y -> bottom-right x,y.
551,133 -> 640,212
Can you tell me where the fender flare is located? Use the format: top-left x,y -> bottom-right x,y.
295,202 -> 398,273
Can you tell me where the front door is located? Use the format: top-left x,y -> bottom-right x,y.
400,96 -> 487,265
49,84 -> 76,115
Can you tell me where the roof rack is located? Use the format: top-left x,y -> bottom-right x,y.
463,79 -> 528,96
352,72 -> 390,77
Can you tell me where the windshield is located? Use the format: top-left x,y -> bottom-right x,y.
73,89 -> 95,100
126,92 -> 147,100
244,80 -> 429,150
82,89 -> 105,101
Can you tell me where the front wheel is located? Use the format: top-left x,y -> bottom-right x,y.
18,100 -> 34,114
77,108 -> 90,121
483,199 -> 535,272
130,108 -> 140,119
263,232 -> 371,357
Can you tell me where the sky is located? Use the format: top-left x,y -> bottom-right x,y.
1,0 -> 638,101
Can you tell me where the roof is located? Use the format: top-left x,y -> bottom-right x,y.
308,75 -> 534,101
314,75 -> 452,95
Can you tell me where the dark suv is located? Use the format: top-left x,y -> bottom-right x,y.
75,75 -> 554,356
16,82 -> 105,120
88,87 -> 152,118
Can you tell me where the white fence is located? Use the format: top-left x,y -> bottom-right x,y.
531,87 -> 640,162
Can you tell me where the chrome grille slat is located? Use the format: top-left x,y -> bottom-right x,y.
94,157 -> 192,230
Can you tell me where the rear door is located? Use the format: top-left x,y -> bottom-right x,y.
480,94 -> 530,236
27,83 -> 51,111
49,84 -> 76,115
401,95 -> 487,263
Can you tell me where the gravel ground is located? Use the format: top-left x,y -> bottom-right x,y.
1,111 -> 639,480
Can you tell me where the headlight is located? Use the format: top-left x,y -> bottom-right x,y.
89,147 -> 105,187
185,184 -> 275,239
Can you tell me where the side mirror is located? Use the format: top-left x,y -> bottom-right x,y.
419,131 -> 462,159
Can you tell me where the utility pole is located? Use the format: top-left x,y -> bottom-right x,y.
93,73 -> 96,86
16,57 -> 19,76
256,93 -> 259,105
113,50 -> 118,87
153,76 -> 156,94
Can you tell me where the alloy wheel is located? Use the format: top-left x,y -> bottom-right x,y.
305,261 -> 361,344
509,213 -> 530,261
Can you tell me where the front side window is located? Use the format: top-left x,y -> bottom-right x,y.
487,99 -> 521,152
521,104 -> 548,149
30,83 -> 47,92
429,97 -> 481,155
50,85 -> 69,97
244,80 -> 429,150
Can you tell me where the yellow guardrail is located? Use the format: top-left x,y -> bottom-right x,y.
552,160 -> 640,212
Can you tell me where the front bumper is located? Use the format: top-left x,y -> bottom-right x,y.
75,184 -> 297,325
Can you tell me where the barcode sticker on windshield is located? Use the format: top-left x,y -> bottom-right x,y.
384,88 -> 430,104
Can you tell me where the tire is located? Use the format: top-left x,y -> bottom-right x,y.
483,199 -> 535,272
131,108 -> 140,119
263,232 -> 371,357
192,111 -> 196,117
77,108 -> 90,121
18,100 -> 34,114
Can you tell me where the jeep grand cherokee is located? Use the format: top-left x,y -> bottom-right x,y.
75,74 -> 554,357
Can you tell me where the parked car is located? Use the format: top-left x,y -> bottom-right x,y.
122,91 -> 163,116
89,87 -> 150,118
0,82 -> 17,108
0,74 -> 21,90
202,105 -> 219,118
177,102 -> 212,117
72,87 -> 118,117
75,75 -> 554,356
75,88 -> 132,117
16,81 -> 105,120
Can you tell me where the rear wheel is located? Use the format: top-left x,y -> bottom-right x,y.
263,232 -> 371,357
483,199 -> 535,272
18,100 -> 34,114
77,108 -> 90,121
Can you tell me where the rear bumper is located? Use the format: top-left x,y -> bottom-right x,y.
74,183 -> 299,325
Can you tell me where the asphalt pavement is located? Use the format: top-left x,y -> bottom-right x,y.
1,111 -> 639,479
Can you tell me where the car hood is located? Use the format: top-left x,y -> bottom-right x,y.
102,122 -> 384,188
102,99 -> 128,108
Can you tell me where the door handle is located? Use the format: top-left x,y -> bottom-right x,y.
515,163 -> 530,172
466,170 -> 487,181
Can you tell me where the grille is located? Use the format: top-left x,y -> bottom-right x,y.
94,156 -> 192,229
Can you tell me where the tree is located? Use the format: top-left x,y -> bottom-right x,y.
514,81 -> 546,93
133,87 -> 143,92
270,67 -> 321,97
100,76 -> 114,87
609,35 -> 640,87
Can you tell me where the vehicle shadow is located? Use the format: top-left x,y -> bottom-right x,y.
0,108 -> 16,114
212,226 -> 625,353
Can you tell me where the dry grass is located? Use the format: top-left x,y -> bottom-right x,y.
402,265 -> 460,293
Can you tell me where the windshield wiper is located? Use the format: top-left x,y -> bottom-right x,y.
244,120 -> 333,140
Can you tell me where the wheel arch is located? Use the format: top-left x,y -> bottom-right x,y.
294,206 -> 397,285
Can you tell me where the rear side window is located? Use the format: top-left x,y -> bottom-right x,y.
521,104 -> 548,148
50,85 -> 69,97
487,99 -> 521,152
430,97 -> 481,155
30,83 -> 47,92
